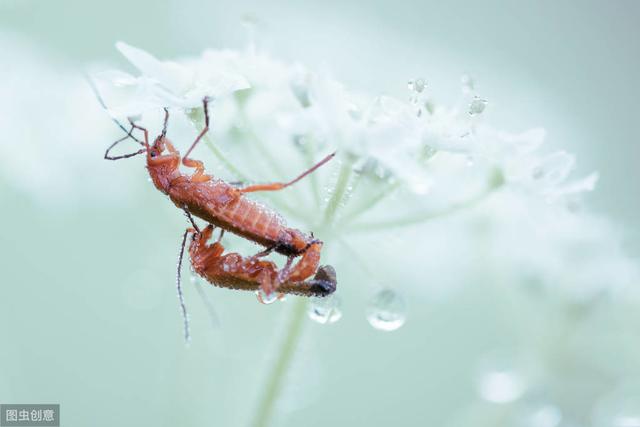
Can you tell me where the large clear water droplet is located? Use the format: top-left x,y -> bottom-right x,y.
308,295 -> 342,324
256,289 -> 278,305
366,289 -> 406,331
469,96 -> 488,115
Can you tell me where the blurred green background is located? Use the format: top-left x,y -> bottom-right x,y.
1,1 -> 639,426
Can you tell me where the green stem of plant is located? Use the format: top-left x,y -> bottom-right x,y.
323,161 -> 353,226
299,138 -> 322,207
188,115 -> 248,181
342,180 -> 401,225
349,184 -> 498,232
251,298 -> 308,427
202,137 -> 248,181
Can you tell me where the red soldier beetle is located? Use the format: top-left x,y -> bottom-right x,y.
92,85 -> 338,339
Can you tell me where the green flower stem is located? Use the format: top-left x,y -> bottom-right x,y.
251,298 -> 308,427
349,168 -> 505,232
203,137 -> 248,181
188,116 -> 248,181
341,180 -> 401,225
349,184 -> 498,232
245,127 -> 287,181
250,156 -> 352,427
322,161 -> 353,226
299,140 -> 322,206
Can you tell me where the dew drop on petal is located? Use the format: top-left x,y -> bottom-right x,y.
469,96 -> 488,116
256,289 -> 278,305
366,289 -> 406,331
413,78 -> 426,93
308,294 -> 342,324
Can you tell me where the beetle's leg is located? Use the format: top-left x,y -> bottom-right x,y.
250,245 -> 277,259
129,120 -> 151,150
104,123 -> 146,160
87,73 -> 144,147
239,152 -> 335,194
193,230 -> 279,296
181,97 -> 212,183
183,158 -> 212,183
280,241 -> 323,284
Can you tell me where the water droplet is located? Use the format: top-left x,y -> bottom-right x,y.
408,176 -> 430,195
189,269 -> 203,285
530,152 -> 574,186
407,78 -> 429,116
419,145 -> 437,163
593,383 -> 640,427
523,404 -> 562,427
409,79 -> 427,93
347,103 -> 362,120
469,96 -> 488,115
366,289 -> 406,331
290,73 -> 311,108
461,74 -> 475,94
476,354 -> 526,403
308,295 -> 342,324
478,370 -> 525,403
256,288 -> 278,305
241,13 -> 260,53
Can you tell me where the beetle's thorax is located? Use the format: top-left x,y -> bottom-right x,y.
146,154 -> 180,194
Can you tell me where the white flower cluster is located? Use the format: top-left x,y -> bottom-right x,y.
93,43 -> 636,299
94,43 -> 640,422
96,42 -> 597,206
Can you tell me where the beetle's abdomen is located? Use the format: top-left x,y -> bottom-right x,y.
168,178 -> 307,254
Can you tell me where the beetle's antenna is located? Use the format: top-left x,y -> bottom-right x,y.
84,73 -> 143,145
183,208 -> 200,234
177,229 -> 191,343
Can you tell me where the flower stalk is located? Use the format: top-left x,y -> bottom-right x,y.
250,298 -> 308,427
322,160 -> 353,227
